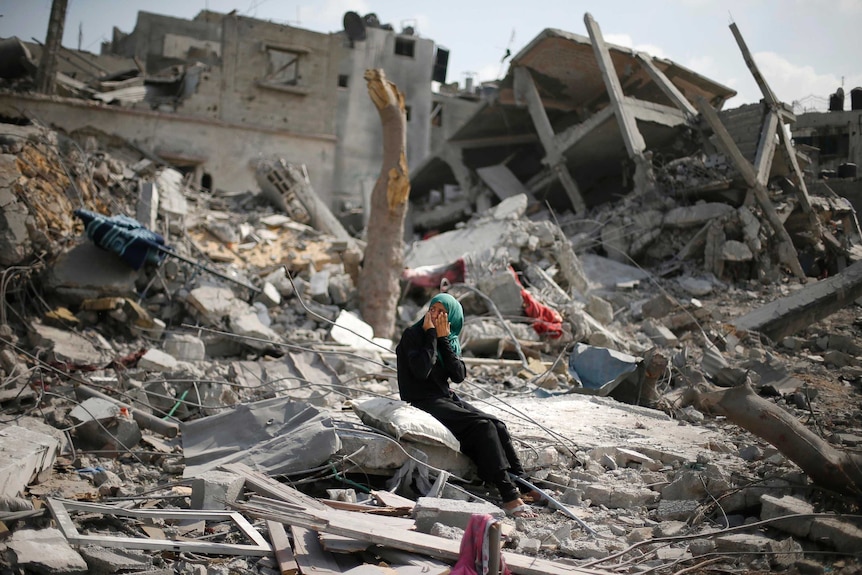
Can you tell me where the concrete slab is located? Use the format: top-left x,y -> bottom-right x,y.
45,241 -> 138,303
0,424 -> 59,498
6,528 -> 88,574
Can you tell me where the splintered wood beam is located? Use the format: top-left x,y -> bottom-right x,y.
634,53 -> 698,118
584,13 -> 646,158
513,66 -> 586,213
696,96 -> 806,280
754,110 -> 779,186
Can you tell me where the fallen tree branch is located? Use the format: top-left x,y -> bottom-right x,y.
681,381 -> 862,497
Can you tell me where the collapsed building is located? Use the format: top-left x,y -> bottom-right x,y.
2,7 -> 862,575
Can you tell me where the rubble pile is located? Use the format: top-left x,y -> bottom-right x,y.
1,115 -> 862,575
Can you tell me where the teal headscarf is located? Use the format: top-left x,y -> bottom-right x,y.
415,292 -> 463,358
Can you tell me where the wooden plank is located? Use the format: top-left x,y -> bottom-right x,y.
267,520 -> 300,575
370,490 -> 416,511
513,66 -> 586,213
635,53 -> 698,117
696,96 -> 806,280
292,525 -> 347,574
753,110 -> 779,186
235,495 -> 609,575
584,13 -> 646,157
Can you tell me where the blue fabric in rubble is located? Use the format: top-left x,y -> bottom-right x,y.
74,209 -> 167,270
567,342 -> 640,396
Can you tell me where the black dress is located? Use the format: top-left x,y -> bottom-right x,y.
396,322 -> 527,502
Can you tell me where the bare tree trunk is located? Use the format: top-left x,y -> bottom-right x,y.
682,382 -> 862,497
358,69 -> 410,340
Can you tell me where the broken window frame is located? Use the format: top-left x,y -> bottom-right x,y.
46,498 -> 271,556
259,42 -> 311,95
394,37 -> 415,58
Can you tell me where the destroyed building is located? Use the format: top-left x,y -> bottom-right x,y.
0,8 -> 453,221
2,6 -> 862,575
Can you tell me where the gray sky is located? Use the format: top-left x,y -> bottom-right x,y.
2,0 -> 861,109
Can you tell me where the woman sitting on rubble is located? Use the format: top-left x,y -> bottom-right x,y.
395,293 -> 540,518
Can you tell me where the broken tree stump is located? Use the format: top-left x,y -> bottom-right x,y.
358,69 -> 410,340
682,382 -> 862,497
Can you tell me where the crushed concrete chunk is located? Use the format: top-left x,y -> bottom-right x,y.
7,528 -> 88,574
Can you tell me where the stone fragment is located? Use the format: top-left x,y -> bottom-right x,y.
138,348 -> 179,372
68,397 -> 142,450
0,424 -> 59,498
641,318 -> 678,346
7,528 -> 88,574
79,545 -> 152,575
190,470 -> 244,510
28,322 -> 104,365
655,499 -> 699,521
663,203 -> 735,228
164,333 -> 207,362
412,497 -> 503,533
760,494 -> 814,537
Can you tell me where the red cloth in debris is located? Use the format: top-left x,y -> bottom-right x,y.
509,266 -> 563,338
521,289 -> 563,338
401,258 -> 466,288
451,514 -> 511,575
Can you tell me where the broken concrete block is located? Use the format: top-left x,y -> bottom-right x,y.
330,309 -> 393,352
655,499 -> 699,521
0,424 -> 59,498
69,397 -> 142,450
186,285 -> 237,324
641,294 -> 677,319
136,181 -> 159,231
583,484 -> 659,508
46,242 -> 138,303
713,533 -> 803,569
255,281 -> 282,308
676,276 -> 715,297
28,322 -> 104,366
477,270 -> 523,316
164,333 -> 206,362
413,497 -> 503,533
663,203 -> 735,228
263,267 -> 294,297
7,528 -> 89,574
586,295 -> 614,325
138,348 -> 179,372
809,516 -> 862,553
309,269 -> 331,304
79,545 -> 153,574
491,193 -> 528,220
759,494 -> 814,538
156,168 -> 188,218
229,306 -> 282,350
190,469 -> 244,510
641,318 -> 678,346
328,273 -> 355,306
0,163 -> 33,266
721,240 -> 754,261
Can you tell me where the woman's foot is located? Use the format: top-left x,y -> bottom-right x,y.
503,498 -> 538,518
520,490 -> 547,505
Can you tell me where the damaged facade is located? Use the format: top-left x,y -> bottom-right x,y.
1,7 -> 862,575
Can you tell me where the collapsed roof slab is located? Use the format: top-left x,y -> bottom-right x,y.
412,21 -> 736,216
732,259 -> 862,343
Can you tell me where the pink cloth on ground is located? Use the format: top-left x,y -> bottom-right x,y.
450,513 -> 511,575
